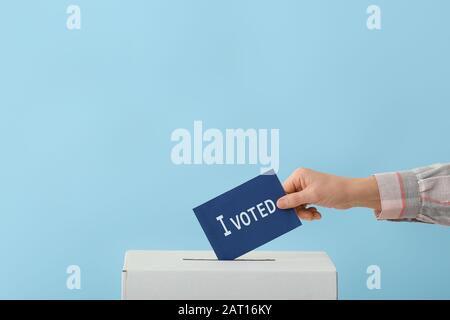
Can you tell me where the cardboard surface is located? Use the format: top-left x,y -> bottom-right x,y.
122,250 -> 338,300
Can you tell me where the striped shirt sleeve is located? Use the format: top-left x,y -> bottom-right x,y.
373,163 -> 450,226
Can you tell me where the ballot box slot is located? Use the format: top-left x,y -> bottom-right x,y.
182,258 -> 276,262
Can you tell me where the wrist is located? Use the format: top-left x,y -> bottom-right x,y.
346,176 -> 381,210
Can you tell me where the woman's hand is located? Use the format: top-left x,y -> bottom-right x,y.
276,168 -> 381,221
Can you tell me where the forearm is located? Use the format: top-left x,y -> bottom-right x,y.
345,177 -> 381,211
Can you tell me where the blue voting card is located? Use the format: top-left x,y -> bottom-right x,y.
193,170 -> 302,260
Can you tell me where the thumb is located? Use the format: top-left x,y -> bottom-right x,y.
277,189 -> 313,209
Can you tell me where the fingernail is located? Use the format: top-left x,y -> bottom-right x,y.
277,198 -> 287,209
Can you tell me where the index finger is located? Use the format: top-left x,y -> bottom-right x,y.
282,171 -> 302,194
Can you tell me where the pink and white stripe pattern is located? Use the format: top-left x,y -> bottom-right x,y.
374,163 -> 450,226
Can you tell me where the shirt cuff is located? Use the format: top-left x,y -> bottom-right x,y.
373,171 -> 421,220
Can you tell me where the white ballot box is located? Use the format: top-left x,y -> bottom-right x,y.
121,250 -> 337,300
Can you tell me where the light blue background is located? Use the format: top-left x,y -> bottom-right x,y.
0,0 -> 449,299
